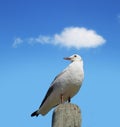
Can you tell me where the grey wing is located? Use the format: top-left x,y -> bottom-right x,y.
51,68 -> 67,84
39,69 -> 67,108
39,85 -> 54,108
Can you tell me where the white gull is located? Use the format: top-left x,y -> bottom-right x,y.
31,54 -> 84,116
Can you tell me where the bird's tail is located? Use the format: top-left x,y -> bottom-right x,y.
31,110 -> 39,117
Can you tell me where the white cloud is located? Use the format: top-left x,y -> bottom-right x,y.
53,27 -> 106,49
12,27 -> 106,49
27,36 -> 52,45
12,37 -> 23,48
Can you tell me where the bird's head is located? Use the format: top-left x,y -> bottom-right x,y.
64,54 -> 82,62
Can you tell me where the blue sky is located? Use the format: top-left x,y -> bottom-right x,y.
0,0 -> 120,127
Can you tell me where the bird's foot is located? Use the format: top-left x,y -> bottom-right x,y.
68,97 -> 71,103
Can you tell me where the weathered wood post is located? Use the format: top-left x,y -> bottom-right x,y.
52,103 -> 82,127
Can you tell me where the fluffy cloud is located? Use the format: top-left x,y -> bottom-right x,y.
53,27 -> 106,49
13,27 -> 106,49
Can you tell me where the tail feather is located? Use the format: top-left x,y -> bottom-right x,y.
31,110 -> 39,117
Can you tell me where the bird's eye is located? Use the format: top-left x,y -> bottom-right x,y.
74,55 -> 77,57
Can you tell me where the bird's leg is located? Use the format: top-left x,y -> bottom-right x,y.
60,94 -> 64,103
68,97 -> 71,103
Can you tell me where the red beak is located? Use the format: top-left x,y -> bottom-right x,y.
64,57 -> 71,60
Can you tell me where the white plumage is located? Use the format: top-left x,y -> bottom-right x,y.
31,54 -> 84,116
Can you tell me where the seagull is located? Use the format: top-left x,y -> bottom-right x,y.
31,54 -> 84,116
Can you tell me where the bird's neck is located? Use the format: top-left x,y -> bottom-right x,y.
70,60 -> 84,72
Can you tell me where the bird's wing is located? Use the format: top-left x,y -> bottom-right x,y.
51,69 -> 67,84
39,69 -> 67,108
39,85 -> 54,108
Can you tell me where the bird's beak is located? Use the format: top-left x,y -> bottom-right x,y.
64,57 -> 71,60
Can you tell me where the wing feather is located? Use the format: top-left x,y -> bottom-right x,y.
39,85 -> 54,108
39,69 -> 67,108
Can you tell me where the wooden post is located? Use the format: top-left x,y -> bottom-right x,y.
52,103 -> 82,127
